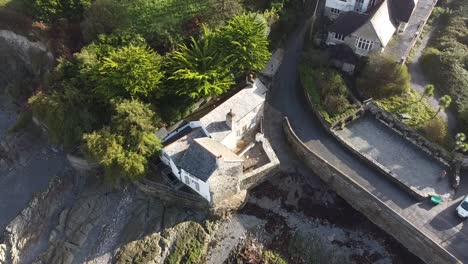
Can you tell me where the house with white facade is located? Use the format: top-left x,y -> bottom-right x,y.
159,79 -> 271,205
325,0 -> 417,56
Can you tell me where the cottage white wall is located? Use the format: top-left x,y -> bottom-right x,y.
325,0 -> 371,18
221,103 -> 264,150
180,169 -> 211,201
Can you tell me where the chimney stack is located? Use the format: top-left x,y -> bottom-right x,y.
226,109 -> 236,131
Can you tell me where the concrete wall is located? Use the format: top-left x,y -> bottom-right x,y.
283,117 -> 461,264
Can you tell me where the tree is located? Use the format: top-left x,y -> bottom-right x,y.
357,55 -> 411,99
218,13 -> 271,76
80,0 -> 129,43
454,133 -> 468,153
422,118 -> 449,146
419,84 -> 434,102
92,44 -> 164,100
83,99 -> 162,183
432,95 -> 452,119
27,0 -> 92,22
168,35 -> 234,99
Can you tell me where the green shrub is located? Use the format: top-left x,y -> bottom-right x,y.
421,118 -> 450,146
323,94 -> 349,116
357,54 -> 411,99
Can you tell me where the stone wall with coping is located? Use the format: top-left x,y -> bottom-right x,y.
240,134 -> 280,191
283,117 -> 461,264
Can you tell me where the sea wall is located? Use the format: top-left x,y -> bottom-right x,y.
283,117 -> 461,264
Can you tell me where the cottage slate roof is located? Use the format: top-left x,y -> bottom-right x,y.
200,79 -> 267,143
329,11 -> 370,36
177,139 -> 218,182
389,0 -> 416,23
163,127 -> 206,162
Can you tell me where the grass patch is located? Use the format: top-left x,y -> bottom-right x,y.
376,89 -> 453,148
375,88 -> 436,127
166,222 -> 208,264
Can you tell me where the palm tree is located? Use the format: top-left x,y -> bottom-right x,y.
454,133 -> 468,153
432,95 -> 452,119
419,84 -> 434,102
168,35 -> 234,99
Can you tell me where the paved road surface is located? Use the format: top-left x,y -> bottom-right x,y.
264,20 -> 468,262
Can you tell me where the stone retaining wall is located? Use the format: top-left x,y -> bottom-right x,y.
240,134 -> 280,190
283,117 -> 461,264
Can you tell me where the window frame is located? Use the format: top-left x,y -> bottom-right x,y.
355,37 -> 373,51
330,8 -> 340,14
333,32 -> 345,41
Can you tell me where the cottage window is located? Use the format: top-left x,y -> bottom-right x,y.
330,8 -> 340,14
333,33 -> 345,41
194,182 -> 200,191
355,37 -> 373,50
184,175 -> 190,184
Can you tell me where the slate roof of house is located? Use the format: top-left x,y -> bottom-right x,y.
389,0 -> 417,23
329,0 -> 396,47
163,127 -> 206,162
200,79 -> 267,143
329,11 -> 370,36
177,138 -> 243,182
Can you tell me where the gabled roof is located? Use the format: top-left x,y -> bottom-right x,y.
329,11 -> 370,36
163,127 -> 206,162
369,0 -> 396,46
329,0 -> 396,47
200,79 -> 267,143
177,138 -> 243,182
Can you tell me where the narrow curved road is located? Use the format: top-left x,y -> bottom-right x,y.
263,20 -> 468,263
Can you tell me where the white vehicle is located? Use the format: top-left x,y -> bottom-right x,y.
456,196 -> 468,218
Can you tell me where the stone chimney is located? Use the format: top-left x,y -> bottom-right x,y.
226,109 -> 236,131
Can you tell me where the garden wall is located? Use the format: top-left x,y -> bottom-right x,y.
283,117 -> 461,264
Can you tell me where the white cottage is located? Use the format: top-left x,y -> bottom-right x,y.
160,79 -> 268,203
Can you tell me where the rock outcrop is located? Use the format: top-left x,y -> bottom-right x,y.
0,30 -> 53,98
0,172 -> 74,264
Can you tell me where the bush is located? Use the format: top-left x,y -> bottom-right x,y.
24,0 -> 92,22
357,54 -> 411,99
421,118 -> 450,146
323,94 -> 349,116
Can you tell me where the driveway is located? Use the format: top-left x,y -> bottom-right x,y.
264,19 -> 468,262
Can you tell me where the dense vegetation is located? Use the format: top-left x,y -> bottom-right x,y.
299,49 -> 356,124
357,56 -> 451,146
3,0 -> 298,182
420,0 -> 468,133
357,55 -> 411,99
